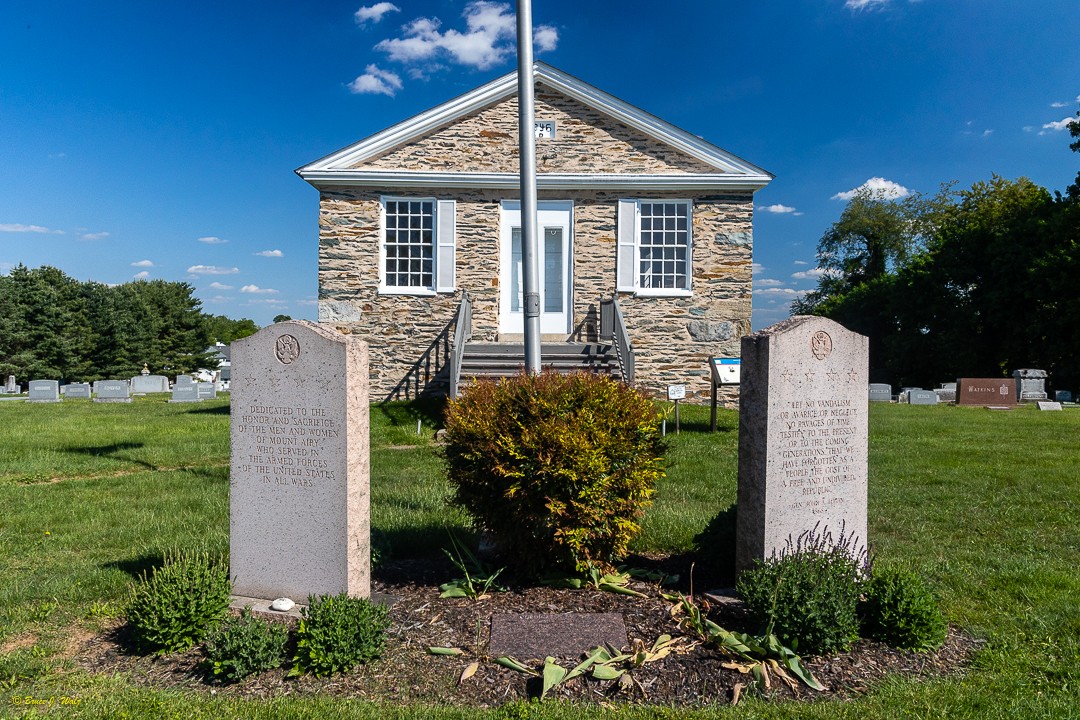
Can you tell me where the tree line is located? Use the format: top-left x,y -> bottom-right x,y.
0,265 -> 259,383
795,112 -> 1080,391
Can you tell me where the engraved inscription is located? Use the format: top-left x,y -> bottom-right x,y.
235,404 -> 339,488
275,334 -> 300,365
775,397 -> 861,515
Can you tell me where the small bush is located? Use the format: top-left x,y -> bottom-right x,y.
125,549 -> 231,655
736,525 -> 866,655
203,608 -> 288,682
860,565 -> 947,651
290,594 -> 390,677
443,371 -> 665,576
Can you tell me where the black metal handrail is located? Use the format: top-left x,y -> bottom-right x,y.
382,291 -> 471,403
599,295 -> 634,384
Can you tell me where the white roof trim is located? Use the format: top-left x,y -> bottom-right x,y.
297,62 -> 772,188
304,170 -> 770,192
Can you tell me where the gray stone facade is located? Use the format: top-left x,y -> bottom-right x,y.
305,66 -> 767,404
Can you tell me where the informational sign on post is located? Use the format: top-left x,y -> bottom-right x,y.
667,385 -> 685,435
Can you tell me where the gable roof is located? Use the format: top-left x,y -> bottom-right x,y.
297,62 -> 773,192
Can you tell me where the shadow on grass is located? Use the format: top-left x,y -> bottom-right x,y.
378,397 -> 447,431
186,404 -> 230,415
63,441 -> 161,471
105,551 -> 166,581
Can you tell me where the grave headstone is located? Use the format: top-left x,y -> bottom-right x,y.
175,374 -> 195,386
197,382 -> 217,399
868,383 -> 892,402
64,383 -> 92,399
169,383 -> 200,403
5,375 -> 16,394
1037,401 -> 1063,411
1054,390 -> 1073,403
935,383 -> 957,403
130,374 -> 170,394
28,380 -> 61,403
1012,369 -> 1048,402
230,321 -> 371,600
957,378 -> 1016,406
94,380 -> 132,403
908,389 -> 938,405
736,316 -> 869,575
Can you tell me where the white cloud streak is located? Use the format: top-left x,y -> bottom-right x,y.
1042,116 -> 1079,132
197,236 -> 228,244
355,2 -> 400,25
133,271 -> 150,279
348,64 -> 403,96
187,265 -> 239,275
130,259 -> 155,267
80,231 -> 110,241
0,223 -> 63,234
255,249 -> 284,257
757,203 -> 802,215
240,284 -> 279,294
792,268 -> 832,281
208,282 -> 234,290
845,0 -> 889,10
832,177 -> 911,201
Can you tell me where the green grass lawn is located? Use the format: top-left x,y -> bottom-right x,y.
1,398 -> 1077,718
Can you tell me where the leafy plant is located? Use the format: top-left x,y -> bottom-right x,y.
289,593 -> 390,677
125,549 -> 231,655
443,371 -> 665,576
203,608 -> 288,682
736,524 -> 867,655
860,564 -> 947,651
439,534 -> 505,600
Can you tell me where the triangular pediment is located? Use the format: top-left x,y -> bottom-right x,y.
298,63 -> 772,192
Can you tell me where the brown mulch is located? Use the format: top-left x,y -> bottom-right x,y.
72,555 -> 982,709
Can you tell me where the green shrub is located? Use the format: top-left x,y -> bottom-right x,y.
443,370 -> 665,577
290,594 -> 390,677
736,525 -> 866,655
860,565 -> 947,651
203,608 -> 288,682
125,549 -> 232,655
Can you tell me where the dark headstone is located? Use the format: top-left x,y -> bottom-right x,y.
488,613 -> 628,659
1054,390 -> 1073,403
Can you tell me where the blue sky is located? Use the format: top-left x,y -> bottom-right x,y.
1,1 -> 1077,329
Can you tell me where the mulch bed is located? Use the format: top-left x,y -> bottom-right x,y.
72,555 -> 982,709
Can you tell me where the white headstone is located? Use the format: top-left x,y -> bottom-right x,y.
230,321 -> 371,601
94,379 -> 132,403
736,316 -> 869,575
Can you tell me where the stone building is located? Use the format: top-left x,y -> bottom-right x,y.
297,63 -> 772,402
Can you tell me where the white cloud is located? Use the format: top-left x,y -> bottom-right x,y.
197,236 -> 228,244
845,0 -> 889,10
80,231 -> 110,241
757,203 -> 802,215
793,260 -> 809,266
374,1 -> 558,71
209,295 -> 232,304
348,64 -> 404,96
1041,116 -> 1079,132
832,177 -> 911,201
208,282 -> 234,290
751,262 -> 765,275
792,268 -> 832,281
355,2 -> 400,25
756,278 -> 784,287
240,284 -> 279,294
130,259 -> 155,267
0,223 -> 63,234
133,271 -> 150,279
255,249 -> 284,258
1050,96 -> 1080,108
187,265 -> 239,275
755,287 -> 806,298
247,298 -> 288,306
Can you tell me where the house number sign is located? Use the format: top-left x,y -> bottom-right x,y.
534,120 -> 556,139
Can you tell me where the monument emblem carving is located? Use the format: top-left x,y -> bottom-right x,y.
275,334 -> 300,365
810,330 -> 833,360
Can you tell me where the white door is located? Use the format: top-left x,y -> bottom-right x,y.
499,200 -> 573,336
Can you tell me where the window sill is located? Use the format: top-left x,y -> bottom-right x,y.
378,287 -> 438,297
633,288 -> 693,298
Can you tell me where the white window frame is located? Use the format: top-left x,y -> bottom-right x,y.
617,198 -> 693,296
379,196 -> 456,295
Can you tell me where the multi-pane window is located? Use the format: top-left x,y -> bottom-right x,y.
383,199 -> 434,289
638,201 -> 690,290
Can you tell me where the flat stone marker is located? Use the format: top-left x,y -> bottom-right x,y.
28,380 -> 61,403
957,378 -> 1016,406
868,383 -> 891,402
736,316 -> 869,575
1038,401 -> 1063,411
64,383 -> 92,399
908,389 -> 938,405
489,613 -> 628,659
94,379 -> 132,403
230,321 -> 371,601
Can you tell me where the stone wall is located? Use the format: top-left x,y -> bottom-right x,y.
318,90 -> 753,404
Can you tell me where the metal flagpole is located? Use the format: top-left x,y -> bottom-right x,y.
516,0 -> 541,374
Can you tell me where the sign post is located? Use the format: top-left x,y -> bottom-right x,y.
667,385 -> 685,435
516,0 -> 541,373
